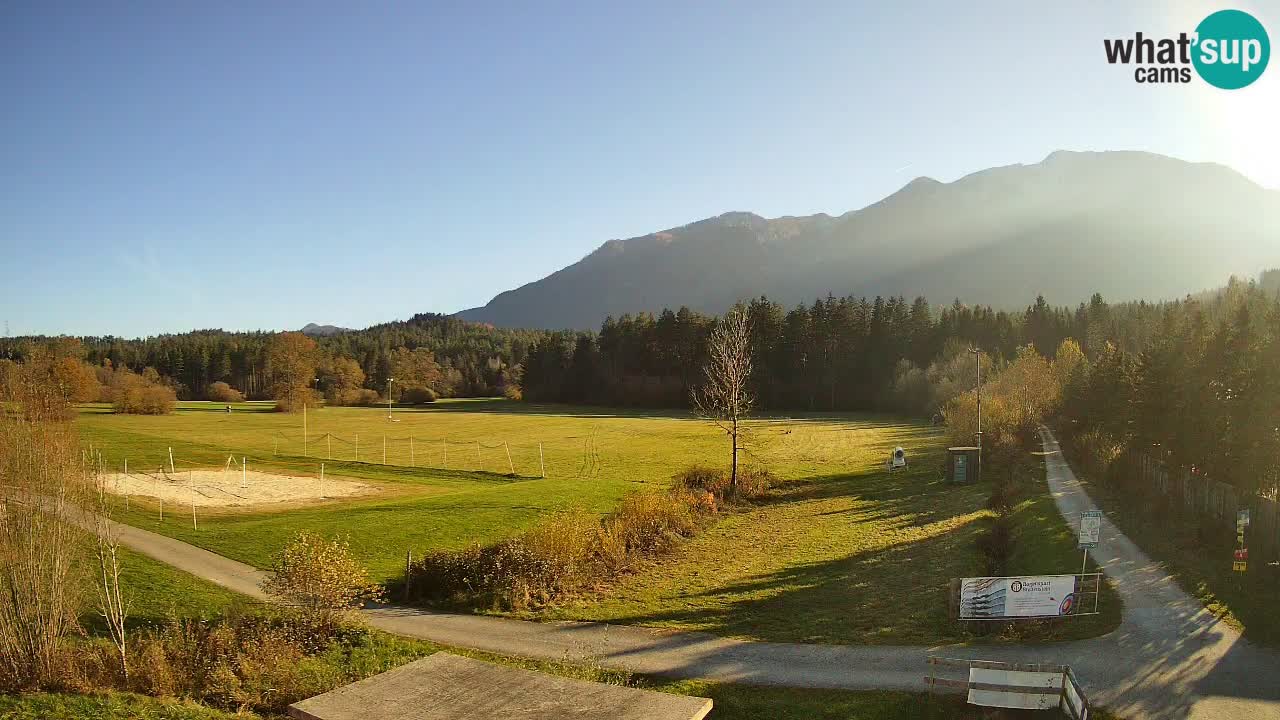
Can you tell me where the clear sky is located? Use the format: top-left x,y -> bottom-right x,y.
2,1 -> 1276,337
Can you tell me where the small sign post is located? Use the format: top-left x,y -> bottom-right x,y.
1235,509 -> 1249,573
1078,510 -> 1102,574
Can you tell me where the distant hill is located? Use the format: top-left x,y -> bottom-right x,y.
458,151 -> 1280,329
299,323 -> 351,337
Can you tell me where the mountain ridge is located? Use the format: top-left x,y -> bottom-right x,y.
458,151 -> 1280,329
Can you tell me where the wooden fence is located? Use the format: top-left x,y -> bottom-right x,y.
1125,452 -> 1280,563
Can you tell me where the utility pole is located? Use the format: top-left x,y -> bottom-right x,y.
971,348 -> 983,482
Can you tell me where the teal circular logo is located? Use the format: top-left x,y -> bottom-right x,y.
1193,10 -> 1270,89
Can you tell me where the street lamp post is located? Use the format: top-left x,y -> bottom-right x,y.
304,376 -> 319,457
970,348 -> 982,482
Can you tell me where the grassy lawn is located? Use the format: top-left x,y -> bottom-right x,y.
543,448 -> 1120,644
0,687 -> 998,720
45,553 -> 996,720
996,457 -> 1123,642
80,400 -> 937,581
76,400 -> 1117,646
20,495 -> 1126,719
81,548 -> 256,632
0,693 -> 253,719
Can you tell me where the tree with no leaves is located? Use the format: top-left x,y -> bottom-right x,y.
692,304 -> 754,494
93,481 -> 130,682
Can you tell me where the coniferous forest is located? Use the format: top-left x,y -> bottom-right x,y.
3,270 -> 1277,496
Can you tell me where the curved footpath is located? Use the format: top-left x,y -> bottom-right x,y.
109,428 -> 1279,720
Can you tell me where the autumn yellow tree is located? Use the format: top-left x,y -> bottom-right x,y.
267,332 -> 319,412
389,347 -> 442,401
319,355 -> 366,405
992,345 -> 1059,429
261,532 -> 383,633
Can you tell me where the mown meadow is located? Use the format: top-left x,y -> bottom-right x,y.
77,398 -> 1117,645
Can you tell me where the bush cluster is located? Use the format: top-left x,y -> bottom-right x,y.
204,381 -> 244,403
329,388 -> 381,406
673,464 -> 775,502
407,465 -> 772,610
47,613 -> 371,715
112,384 -> 176,415
399,386 -> 437,405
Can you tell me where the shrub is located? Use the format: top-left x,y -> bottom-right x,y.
272,389 -> 320,413
674,464 -> 773,502
261,533 -> 384,634
399,386 -> 437,405
332,388 -> 381,406
674,465 -> 730,498
205,381 -> 244,403
609,491 -> 699,555
405,468 -> 757,610
735,466 -> 776,499
109,370 -> 176,415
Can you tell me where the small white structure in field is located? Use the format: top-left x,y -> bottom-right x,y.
887,447 -> 907,471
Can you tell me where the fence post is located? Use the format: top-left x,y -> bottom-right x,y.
539,443 -> 546,478
410,437 -> 415,467
328,433 -> 332,460
504,442 -> 514,475
383,435 -> 387,465
476,442 -> 482,471
190,470 -> 197,531
405,549 -> 413,601
355,434 -> 359,462
443,439 -> 447,468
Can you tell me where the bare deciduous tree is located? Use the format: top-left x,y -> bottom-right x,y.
0,369 -> 92,690
692,304 -> 754,494
94,481 -> 130,682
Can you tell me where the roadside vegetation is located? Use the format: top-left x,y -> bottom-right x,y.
1053,279 -> 1280,646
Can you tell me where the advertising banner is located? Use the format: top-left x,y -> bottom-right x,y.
959,575 -> 1078,619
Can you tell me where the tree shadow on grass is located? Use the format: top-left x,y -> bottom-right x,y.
574,520 -> 987,646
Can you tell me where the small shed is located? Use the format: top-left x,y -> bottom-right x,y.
947,447 -> 981,484
288,652 -> 713,720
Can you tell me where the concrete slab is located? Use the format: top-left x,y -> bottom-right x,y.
288,652 -> 713,720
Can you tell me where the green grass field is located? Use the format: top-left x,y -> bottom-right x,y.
77,399 -> 1117,645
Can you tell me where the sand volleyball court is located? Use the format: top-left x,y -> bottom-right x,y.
102,468 -> 374,508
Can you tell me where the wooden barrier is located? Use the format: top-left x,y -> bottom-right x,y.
926,656 -> 1090,719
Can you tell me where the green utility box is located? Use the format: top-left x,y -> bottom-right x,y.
947,447 -> 980,484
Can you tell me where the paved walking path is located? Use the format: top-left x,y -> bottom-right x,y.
109,428 -> 1280,720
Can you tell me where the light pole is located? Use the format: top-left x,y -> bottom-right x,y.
387,377 -> 395,420
970,348 -> 982,481
304,376 -> 319,457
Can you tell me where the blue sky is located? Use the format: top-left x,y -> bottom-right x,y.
2,1 -> 1276,337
